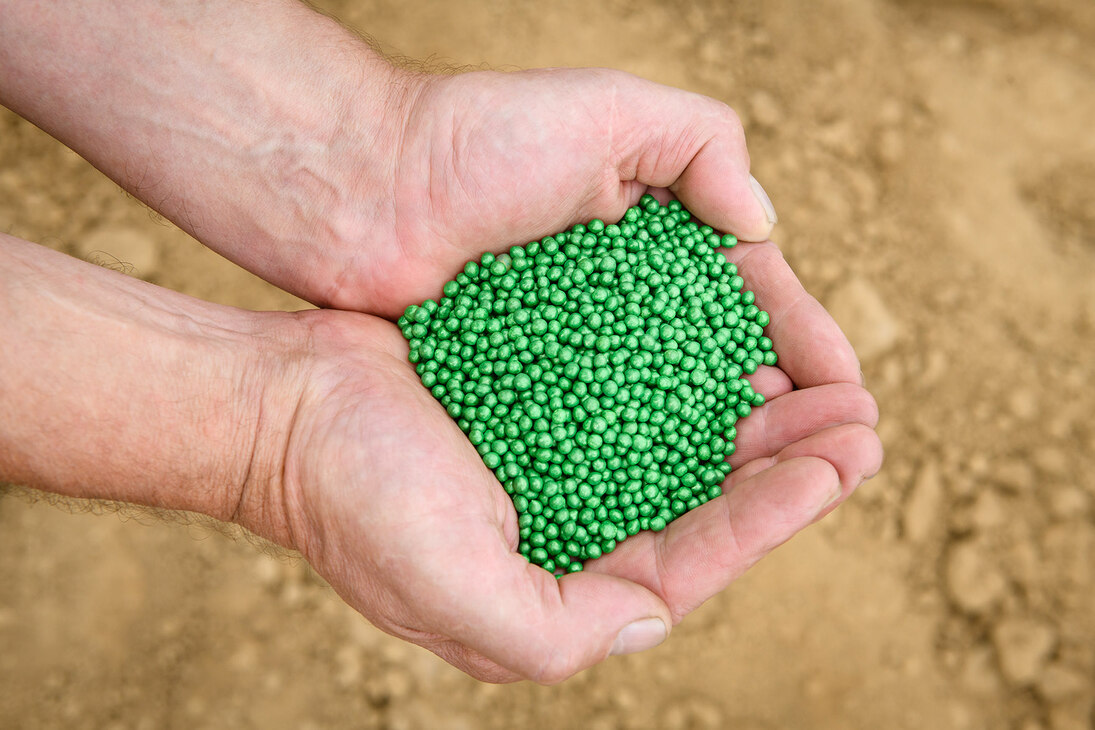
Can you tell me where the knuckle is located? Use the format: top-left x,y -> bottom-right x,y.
465,660 -> 521,685
705,97 -> 745,139
528,646 -> 581,685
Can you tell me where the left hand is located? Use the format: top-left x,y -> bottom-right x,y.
235,239 -> 880,684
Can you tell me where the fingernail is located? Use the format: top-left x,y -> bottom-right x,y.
610,618 -> 667,656
816,485 -> 843,517
749,174 -> 778,226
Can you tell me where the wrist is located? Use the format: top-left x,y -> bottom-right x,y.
0,0 -> 426,313
280,63 -> 430,311
0,236 -> 302,528
221,310 -> 315,549
224,308 -> 415,553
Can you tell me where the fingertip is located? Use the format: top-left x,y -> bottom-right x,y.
859,387 -> 881,429
744,174 -> 778,239
738,455 -> 842,526
831,422 -> 885,489
772,422 -> 885,500
608,616 -> 668,656
673,156 -> 774,243
640,94 -> 773,241
861,424 -> 886,482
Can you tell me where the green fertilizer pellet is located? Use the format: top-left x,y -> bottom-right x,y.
398,194 -> 777,574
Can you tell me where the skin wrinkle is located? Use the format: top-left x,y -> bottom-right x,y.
406,91 -> 469,282
607,79 -> 649,184
603,76 -> 623,182
728,395 -> 777,463
669,506 -> 737,619
631,116 -> 679,187
668,128 -> 718,190
528,569 -> 619,681
228,366 -> 268,526
589,82 -> 634,218
748,398 -> 774,464
262,314 -> 340,555
446,105 -> 491,235
530,598 -> 567,683
384,130 -> 419,309
647,532 -> 675,619
442,636 -> 520,684
271,377 -> 312,554
319,66 -> 419,310
722,465 -> 790,575
535,633 -> 587,685
403,555 -> 529,675
723,453 -> 779,491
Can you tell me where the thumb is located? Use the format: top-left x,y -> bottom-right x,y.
433,546 -> 672,684
610,75 -> 777,241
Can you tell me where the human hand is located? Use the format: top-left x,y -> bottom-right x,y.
240,241 -> 880,684
328,67 -> 780,318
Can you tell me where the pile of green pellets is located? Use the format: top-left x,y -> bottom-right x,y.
399,195 -> 776,574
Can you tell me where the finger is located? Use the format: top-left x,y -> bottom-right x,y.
757,423 -> 884,520
730,383 -> 879,465
724,242 -> 862,387
608,76 -> 774,242
589,456 -> 840,619
590,423 -> 882,618
717,423 -> 883,503
744,364 -> 793,400
416,538 -> 672,685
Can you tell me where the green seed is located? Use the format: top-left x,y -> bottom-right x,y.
399,195 -> 778,573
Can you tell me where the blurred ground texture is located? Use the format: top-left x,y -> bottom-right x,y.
2,0 -> 1094,728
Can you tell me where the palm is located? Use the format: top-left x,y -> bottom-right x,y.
283,313 -> 517,604
285,238 -> 880,682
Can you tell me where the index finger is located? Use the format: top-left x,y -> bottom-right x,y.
723,241 -> 862,388
586,422 -> 882,619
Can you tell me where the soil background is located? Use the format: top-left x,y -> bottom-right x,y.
2,0 -> 1094,728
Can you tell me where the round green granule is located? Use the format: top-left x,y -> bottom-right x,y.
399,195 -> 777,575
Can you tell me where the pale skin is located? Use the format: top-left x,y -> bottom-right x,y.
0,0 -> 882,683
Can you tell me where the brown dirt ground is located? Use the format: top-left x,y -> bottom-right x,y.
3,0 -> 1094,728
